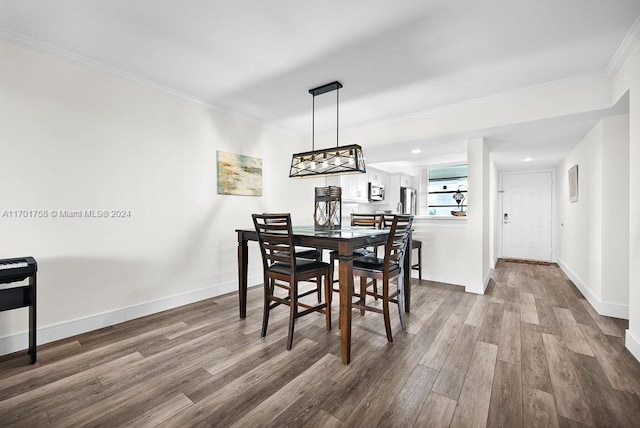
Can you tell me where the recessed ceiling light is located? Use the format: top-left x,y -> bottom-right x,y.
411,149 -> 422,154
523,157 -> 533,162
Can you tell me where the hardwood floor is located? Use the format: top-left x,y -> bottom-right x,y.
1,260 -> 639,427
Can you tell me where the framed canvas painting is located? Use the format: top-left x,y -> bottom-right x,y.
217,151 -> 262,196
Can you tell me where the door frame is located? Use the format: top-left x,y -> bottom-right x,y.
498,169 -> 556,262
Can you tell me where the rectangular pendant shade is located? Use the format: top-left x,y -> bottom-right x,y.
289,144 -> 366,178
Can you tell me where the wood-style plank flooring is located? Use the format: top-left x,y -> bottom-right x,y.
1,260 -> 639,427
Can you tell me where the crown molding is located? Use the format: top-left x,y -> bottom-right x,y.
607,13 -> 640,76
0,28 -> 222,110
0,28 -> 304,138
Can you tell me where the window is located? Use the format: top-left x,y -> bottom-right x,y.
422,164 -> 468,216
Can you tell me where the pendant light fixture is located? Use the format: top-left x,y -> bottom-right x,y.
289,81 -> 366,178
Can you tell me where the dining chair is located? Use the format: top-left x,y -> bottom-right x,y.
352,214 -> 414,342
383,215 -> 421,279
264,213 -> 323,301
411,239 -> 422,280
350,213 -> 383,229
252,213 -> 332,350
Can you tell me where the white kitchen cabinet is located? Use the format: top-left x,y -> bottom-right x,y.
324,167 -> 394,203
400,174 -> 413,188
326,173 -> 368,202
343,173 -> 369,202
368,168 -> 390,188
387,173 -> 416,211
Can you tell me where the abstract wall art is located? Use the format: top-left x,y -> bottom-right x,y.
216,151 -> 262,196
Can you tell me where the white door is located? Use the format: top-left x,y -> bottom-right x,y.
502,172 -> 553,261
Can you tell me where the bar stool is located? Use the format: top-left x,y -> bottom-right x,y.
411,239 -> 422,280
252,213 -> 332,350
382,215 -> 421,280
352,215 -> 414,342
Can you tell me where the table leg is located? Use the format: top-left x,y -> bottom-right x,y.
237,233 -> 249,319
338,244 -> 354,364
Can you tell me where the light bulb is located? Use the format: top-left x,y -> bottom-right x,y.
334,157 -> 340,166
323,160 -> 328,168
310,161 -> 316,170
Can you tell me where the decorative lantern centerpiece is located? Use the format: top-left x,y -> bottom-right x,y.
314,186 -> 342,229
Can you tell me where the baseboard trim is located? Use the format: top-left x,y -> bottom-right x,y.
464,269 -> 492,295
557,258 -> 629,319
625,330 -> 640,363
483,269 -> 492,292
0,274 -> 262,357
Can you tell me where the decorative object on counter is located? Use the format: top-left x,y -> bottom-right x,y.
216,151 -> 262,196
568,164 -> 578,202
314,186 -> 342,230
289,81 -> 366,178
451,185 -> 467,216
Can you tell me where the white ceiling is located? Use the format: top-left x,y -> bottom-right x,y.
1,0 -> 639,171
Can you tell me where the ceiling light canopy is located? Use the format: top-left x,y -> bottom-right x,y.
289,81 -> 366,178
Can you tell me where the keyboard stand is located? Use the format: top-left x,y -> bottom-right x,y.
0,257 -> 37,364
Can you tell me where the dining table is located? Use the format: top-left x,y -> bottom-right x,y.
236,225 -> 412,364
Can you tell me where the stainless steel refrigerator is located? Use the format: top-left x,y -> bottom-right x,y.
400,187 -> 417,215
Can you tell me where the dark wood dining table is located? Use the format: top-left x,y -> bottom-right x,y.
236,226 -> 412,364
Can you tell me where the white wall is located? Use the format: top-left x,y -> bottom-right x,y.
466,138 -> 491,293
411,218 -> 467,286
0,40 -> 317,353
557,121 -> 604,301
556,115 -> 630,319
490,158 -> 499,267
612,39 -> 640,360
601,115 -> 630,306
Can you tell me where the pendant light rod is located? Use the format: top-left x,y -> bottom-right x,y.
312,94 -> 315,151
308,81 -> 343,150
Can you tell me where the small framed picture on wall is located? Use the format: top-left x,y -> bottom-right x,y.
568,164 -> 578,202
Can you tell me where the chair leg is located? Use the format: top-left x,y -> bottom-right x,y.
261,277 -> 272,338
396,273 -> 406,330
287,281 -> 297,350
366,246 -> 378,300
382,278 -> 393,342
324,273 -> 332,331
418,246 -> 422,280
